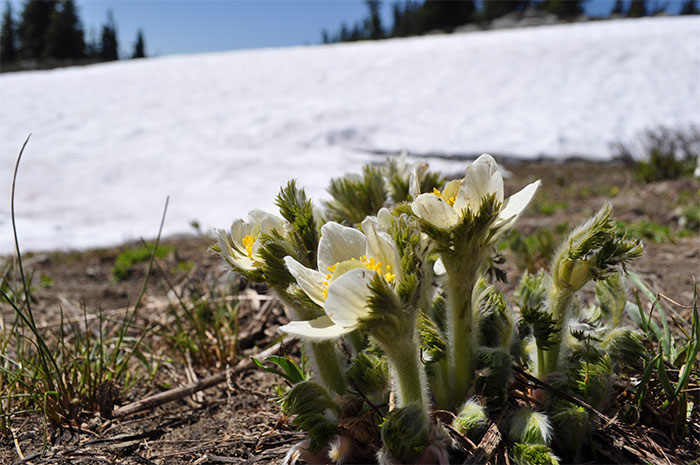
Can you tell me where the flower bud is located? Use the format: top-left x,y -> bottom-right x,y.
380,403 -> 430,464
509,408 -> 552,445
511,443 -> 560,465
555,258 -> 590,292
452,398 -> 488,439
346,352 -> 389,396
474,347 -> 512,408
282,381 -> 336,416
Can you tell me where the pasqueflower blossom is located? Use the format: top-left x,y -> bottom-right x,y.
279,218 -> 399,340
216,209 -> 286,271
411,153 -> 540,230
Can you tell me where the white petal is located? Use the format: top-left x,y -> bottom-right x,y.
217,229 -> 256,271
442,179 -> 462,200
376,207 -> 394,229
259,214 -> 285,235
324,268 -> 374,327
318,222 -> 367,272
279,315 -> 354,341
497,180 -> 541,228
284,256 -> 327,307
412,193 -> 460,229
456,154 -> 504,213
216,229 -> 233,257
233,255 -> 257,271
408,162 -> 429,198
361,217 -> 399,275
247,209 -> 269,224
230,218 -> 250,245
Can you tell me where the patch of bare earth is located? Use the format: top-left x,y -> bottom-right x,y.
1,161 -> 698,464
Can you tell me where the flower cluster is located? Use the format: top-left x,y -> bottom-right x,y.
215,154 -> 645,465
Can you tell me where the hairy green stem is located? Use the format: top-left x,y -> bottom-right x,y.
348,329 -> 365,354
541,288 -> 574,377
537,347 -> 547,377
276,290 -> 347,394
385,340 -> 429,411
446,271 -> 477,409
309,340 -> 347,394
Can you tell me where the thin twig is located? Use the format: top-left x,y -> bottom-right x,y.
112,341 -> 281,417
511,364 -> 614,424
431,409 -> 479,449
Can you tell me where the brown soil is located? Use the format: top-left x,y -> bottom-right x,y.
1,161 -> 698,464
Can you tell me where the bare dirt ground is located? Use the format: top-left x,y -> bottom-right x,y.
1,160 -> 698,464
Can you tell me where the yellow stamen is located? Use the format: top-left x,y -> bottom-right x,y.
433,187 -> 456,207
323,256 -> 397,301
242,235 -> 256,258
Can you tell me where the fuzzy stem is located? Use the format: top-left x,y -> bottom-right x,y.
541,288 -> 574,377
537,347 -> 547,376
446,269 -> 478,410
347,329 -> 365,354
276,290 -> 347,394
385,340 -> 429,411
309,340 -> 346,394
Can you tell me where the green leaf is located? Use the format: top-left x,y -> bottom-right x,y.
635,353 -> 659,408
656,351 -> 676,402
264,355 -> 307,384
325,165 -> 387,224
251,354 -> 309,385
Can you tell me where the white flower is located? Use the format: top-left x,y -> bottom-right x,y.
279,219 -> 399,341
411,153 -> 541,231
217,209 -> 286,271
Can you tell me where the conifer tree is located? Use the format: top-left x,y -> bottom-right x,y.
99,10 -> 118,61
627,0 -> 647,17
339,22 -> 350,41
538,0 -> 582,18
132,29 -> 145,58
85,25 -> 98,59
611,0 -> 625,14
391,1 -> 422,37
365,0 -> 384,40
1,0 -> 17,64
680,0 -> 699,14
482,0 -> 529,22
422,0 -> 476,32
46,0 -> 84,59
19,0 -> 55,59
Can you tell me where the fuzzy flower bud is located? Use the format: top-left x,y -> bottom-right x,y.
511,443 -> 560,465
554,258 -> 591,292
346,352 -> 389,396
452,398 -> 488,439
380,403 -> 430,464
509,408 -> 553,445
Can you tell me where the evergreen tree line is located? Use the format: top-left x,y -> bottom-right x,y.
322,0 -> 699,44
1,0 -> 147,68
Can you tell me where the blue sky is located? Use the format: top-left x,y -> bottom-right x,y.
6,0 -> 696,58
